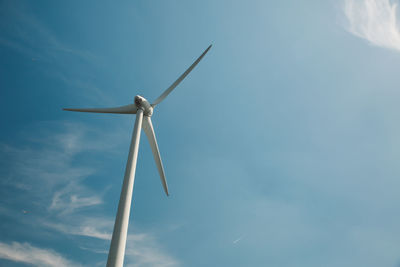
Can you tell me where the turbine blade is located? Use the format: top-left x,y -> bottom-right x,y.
63,104 -> 138,114
142,116 -> 169,196
152,44 -> 212,106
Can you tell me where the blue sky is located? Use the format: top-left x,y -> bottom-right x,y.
1,0 -> 400,266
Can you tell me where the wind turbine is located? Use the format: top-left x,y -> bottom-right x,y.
64,45 -> 211,267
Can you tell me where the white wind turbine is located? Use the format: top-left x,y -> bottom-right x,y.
64,45 -> 211,267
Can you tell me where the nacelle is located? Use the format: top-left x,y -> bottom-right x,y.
134,95 -> 153,116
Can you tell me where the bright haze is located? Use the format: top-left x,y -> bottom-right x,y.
1,1 -> 400,266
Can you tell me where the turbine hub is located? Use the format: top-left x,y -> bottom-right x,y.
134,95 -> 153,116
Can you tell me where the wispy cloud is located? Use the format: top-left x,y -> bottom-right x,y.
0,242 -> 82,267
45,218 -> 180,267
343,0 -> 400,51
45,217 -> 114,241
0,120 -> 180,266
49,190 -> 103,214
0,2 -> 111,104
0,122 -> 101,214
0,1 -> 94,62
125,235 -> 181,267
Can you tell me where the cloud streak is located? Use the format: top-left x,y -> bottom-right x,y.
45,219 -> 180,267
0,1 -> 95,62
344,0 -> 400,51
0,242 -> 81,267
45,218 -> 113,241
125,236 -> 181,267
0,1 -> 111,105
0,120 -> 180,266
0,122 -> 99,213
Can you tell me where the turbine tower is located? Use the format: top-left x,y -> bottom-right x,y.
64,45 -> 211,267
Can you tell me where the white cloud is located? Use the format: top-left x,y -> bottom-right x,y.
0,2 -> 111,105
0,242 -> 81,267
49,223 -> 181,267
124,235 -> 181,267
344,0 -> 400,51
49,188 -> 103,214
0,1 -> 94,62
0,121 -> 127,216
0,121 -> 180,266
0,123 -> 98,214
45,219 -> 180,267
45,218 -> 113,241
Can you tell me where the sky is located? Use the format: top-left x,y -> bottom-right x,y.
1,0 -> 400,266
